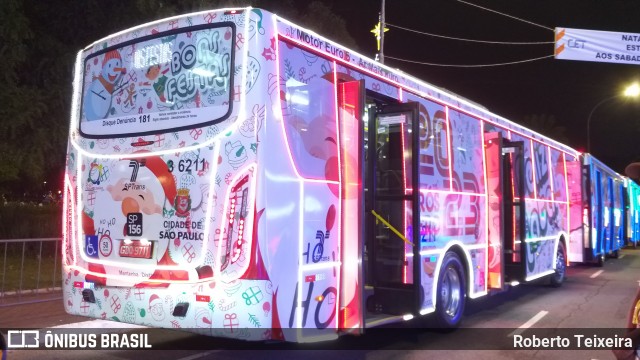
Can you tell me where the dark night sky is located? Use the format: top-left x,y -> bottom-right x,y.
321,0 -> 640,174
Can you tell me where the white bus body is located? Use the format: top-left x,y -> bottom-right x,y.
63,7 -> 583,342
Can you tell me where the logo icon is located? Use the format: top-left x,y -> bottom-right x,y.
7,330 -> 39,348
128,159 -> 146,182
85,235 -> 99,259
174,188 -> 191,218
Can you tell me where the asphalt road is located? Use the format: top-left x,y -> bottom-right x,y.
3,247 -> 640,360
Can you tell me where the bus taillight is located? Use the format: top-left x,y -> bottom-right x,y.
62,175 -> 77,266
219,168 -> 253,273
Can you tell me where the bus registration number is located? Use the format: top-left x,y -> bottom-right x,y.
119,240 -> 153,259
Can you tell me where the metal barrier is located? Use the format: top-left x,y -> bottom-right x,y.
0,238 -> 62,307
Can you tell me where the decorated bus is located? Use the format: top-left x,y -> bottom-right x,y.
64,7 -> 595,342
573,154 -> 626,265
625,177 -> 640,247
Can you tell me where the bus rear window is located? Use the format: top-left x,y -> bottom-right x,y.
80,23 -> 234,138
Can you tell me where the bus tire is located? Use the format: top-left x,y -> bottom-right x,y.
434,251 -> 466,328
549,241 -> 567,287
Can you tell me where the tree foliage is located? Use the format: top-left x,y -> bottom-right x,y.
0,0 -> 355,195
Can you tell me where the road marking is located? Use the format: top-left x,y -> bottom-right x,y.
590,270 -> 604,279
508,310 -> 549,337
619,254 -> 626,259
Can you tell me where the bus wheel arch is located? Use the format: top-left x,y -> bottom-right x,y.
434,248 -> 467,328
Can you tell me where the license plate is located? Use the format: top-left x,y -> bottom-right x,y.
119,240 -> 153,259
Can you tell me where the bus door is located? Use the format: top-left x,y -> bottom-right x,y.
364,101 -> 420,316
501,139 -> 526,281
484,132 -> 525,285
595,170 -> 604,258
606,178 -> 615,254
565,158 -> 584,263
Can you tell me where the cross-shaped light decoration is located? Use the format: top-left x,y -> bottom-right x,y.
370,22 -> 389,51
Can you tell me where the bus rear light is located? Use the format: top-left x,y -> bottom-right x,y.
63,175 -> 77,266
219,166 -> 255,273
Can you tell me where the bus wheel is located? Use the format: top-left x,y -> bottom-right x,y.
611,250 -> 620,258
550,242 -> 566,287
435,252 -> 466,328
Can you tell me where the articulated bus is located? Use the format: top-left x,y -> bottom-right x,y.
64,7 -> 613,342
578,154 -> 626,264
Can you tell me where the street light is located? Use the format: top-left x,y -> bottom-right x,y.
587,83 -> 640,154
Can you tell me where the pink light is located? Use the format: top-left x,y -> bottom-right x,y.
548,146 -> 555,201
337,79 -> 364,330
445,107 -> 453,191
480,121 -> 489,293
401,122 -> 409,191
530,139 -> 537,199
563,152 -> 571,266
417,188 -> 487,197
403,198 -> 408,284
509,151 -> 517,262
333,61 -> 343,331
522,197 -> 566,205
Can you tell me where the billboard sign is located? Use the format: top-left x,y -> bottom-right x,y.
555,27 -> 640,65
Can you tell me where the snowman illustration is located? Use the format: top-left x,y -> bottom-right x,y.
84,50 -> 127,121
